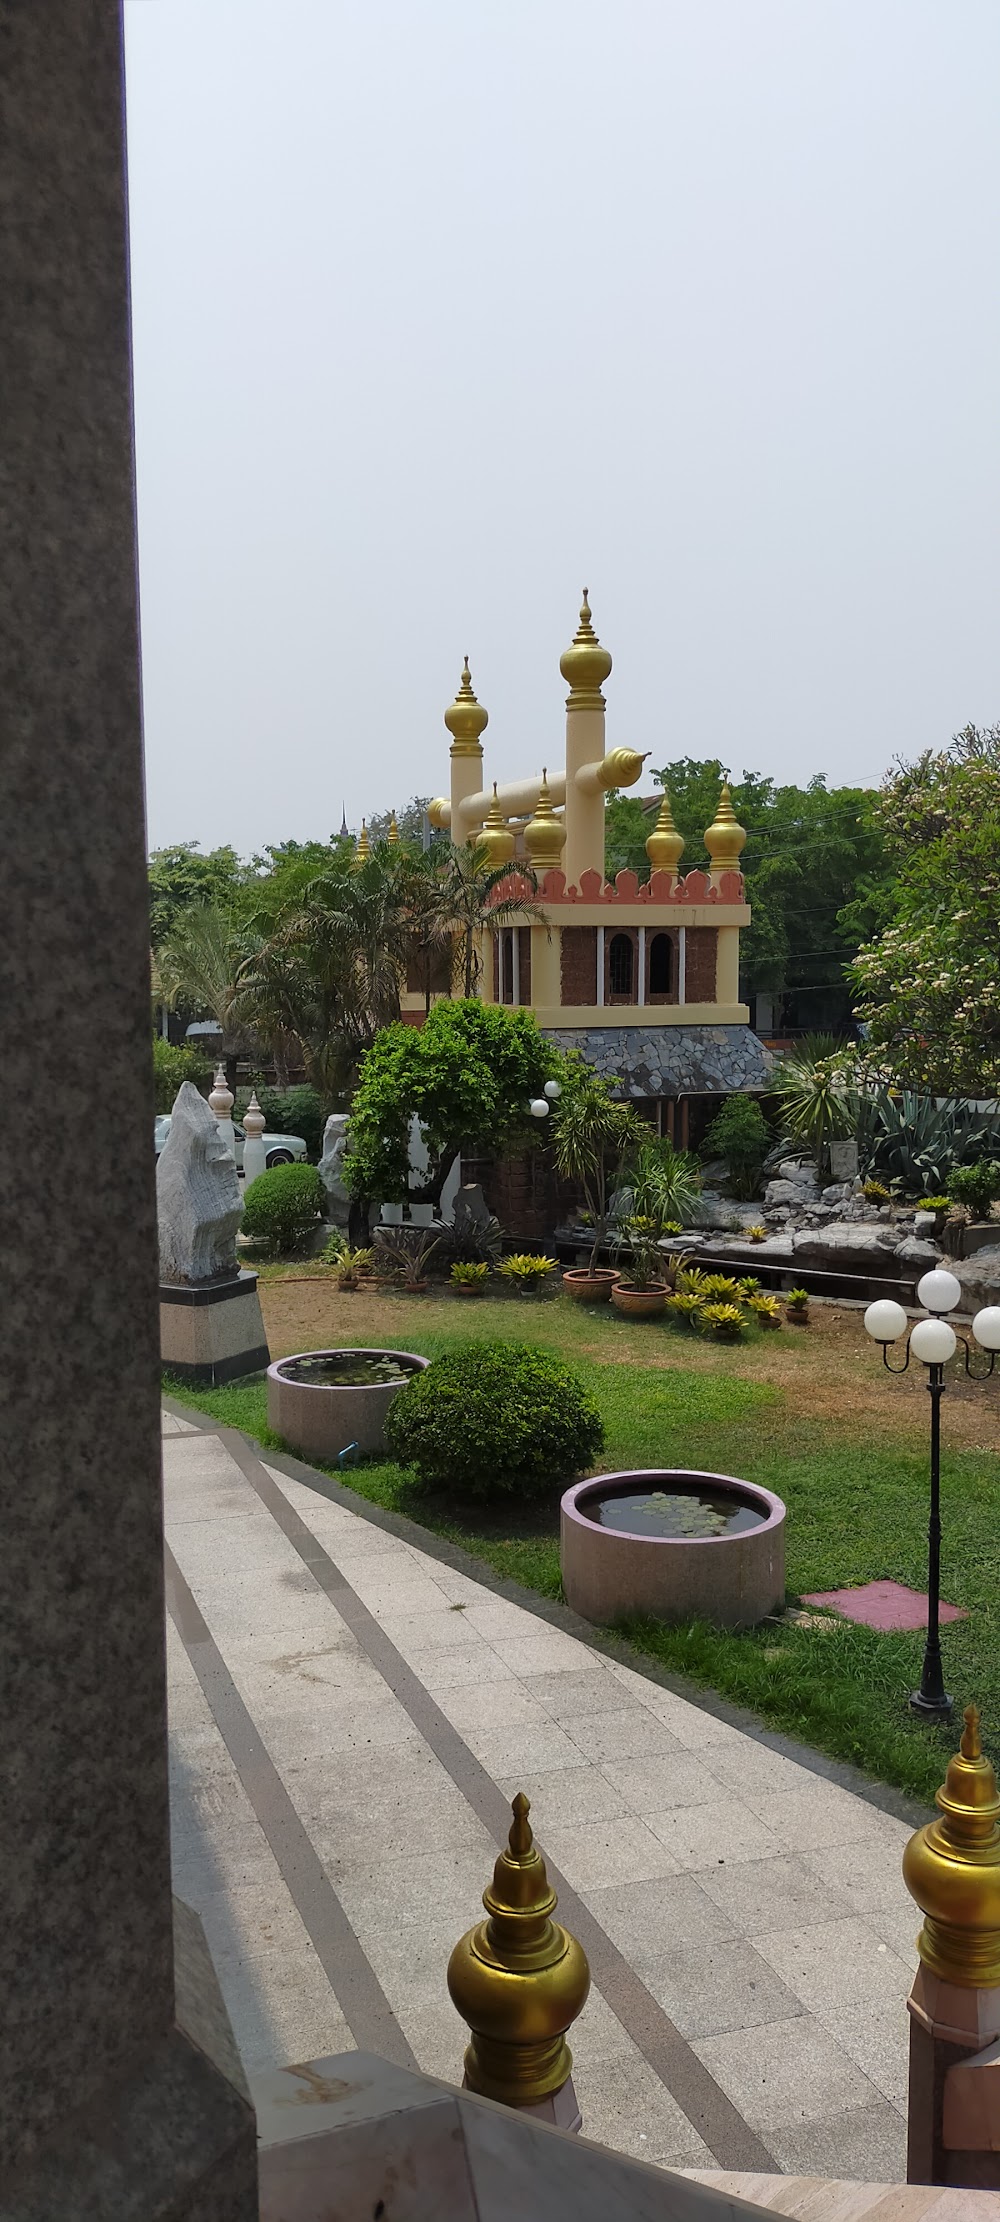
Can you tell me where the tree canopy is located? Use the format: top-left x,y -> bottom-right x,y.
850,724 -> 1000,1095
344,1000 -> 563,1204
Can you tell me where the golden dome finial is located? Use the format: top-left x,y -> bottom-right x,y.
903,1702 -> 1000,1988
704,780 -> 746,873
387,810 -> 399,845
559,588 -> 612,707
646,789 -> 685,874
447,1793 -> 590,2109
352,819 -> 371,869
476,783 -> 516,868
445,656 -> 489,756
524,770 -> 566,868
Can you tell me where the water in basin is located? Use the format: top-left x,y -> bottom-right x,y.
279,1353 -> 417,1388
587,1483 -> 765,1539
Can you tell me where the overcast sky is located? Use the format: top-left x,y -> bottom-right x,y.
125,0 -> 1000,858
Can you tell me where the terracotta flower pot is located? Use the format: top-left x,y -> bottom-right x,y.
786,1307 -> 809,1326
454,1283 -> 485,1296
562,1268 -> 619,1304
611,1282 -> 668,1320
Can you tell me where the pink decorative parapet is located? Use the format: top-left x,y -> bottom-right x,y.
485,866 -> 745,908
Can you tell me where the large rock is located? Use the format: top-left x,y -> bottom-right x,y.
765,1178 -> 813,1209
950,1244 -> 1000,1314
318,1112 -> 352,1225
791,1222 -> 903,1270
157,1082 -> 243,1284
894,1237 -> 941,1271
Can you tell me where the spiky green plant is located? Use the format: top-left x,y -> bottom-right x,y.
700,1302 -> 745,1340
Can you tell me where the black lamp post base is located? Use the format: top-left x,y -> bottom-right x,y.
910,1686 -> 953,1721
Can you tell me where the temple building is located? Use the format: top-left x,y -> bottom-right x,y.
414,592 -> 769,1141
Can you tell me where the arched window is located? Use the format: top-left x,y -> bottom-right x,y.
608,933 -> 634,997
649,932 -> 672,994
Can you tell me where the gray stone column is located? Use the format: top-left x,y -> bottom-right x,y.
0,5 -> 257,2210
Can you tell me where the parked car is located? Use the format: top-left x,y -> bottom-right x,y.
154,1114 -> 307,1171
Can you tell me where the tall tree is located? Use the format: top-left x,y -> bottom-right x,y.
850,724 -> 1000,1094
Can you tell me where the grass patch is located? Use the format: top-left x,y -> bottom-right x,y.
165,1306 -> 1000,1804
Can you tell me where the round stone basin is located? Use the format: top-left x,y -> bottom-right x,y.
267,1348 -> 427,1464
560,1469 -> 786,1631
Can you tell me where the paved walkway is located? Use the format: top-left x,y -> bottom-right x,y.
162,1407 -> 923,2181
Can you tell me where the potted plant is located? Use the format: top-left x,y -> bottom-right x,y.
700,1301 -> 745,1341
374,1224 -> 443,1294
786,1286 -> 810,1325
498,1253 -> 556,1294
336,1245 -> 373,1292
450,1260 -> 490,1296
611,1217 -> 669,1318
551,1078 -> 642,1301
920,1195 -> 952,1238
747,1292 -> 782,1330
665,1290 -> 705,1329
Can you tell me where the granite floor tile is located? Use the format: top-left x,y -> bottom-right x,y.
599,1751 -> 722,1813
643,1799 -> 783,1873
565,1985 -> 635,2067
754,1918 -> 915,2017
641,1938 -> 804,2040
571,2053 -> 714,2164
463,1719 -> 587,1777
395,1996 -> 467,2083
215,1938 -> 354,2075
692,2014 -> 877,2131
702,1741 -> 819,1800
335,1839 -> 497,1933
800,1837 -> 915,1916
297,1746 -> 487,1865
815,2002 -> 909,2112
867,1905 -> 921,1969
582,1871 -> 738,1959
433,1680 -> 550,1733
404,1643 -> 519,1690
488,1629 -> 594,1674
379,1606 -> 496,1652
498,1765 -> 628,1828
695,1853 -> 854,1938
523,1668 -> 652,1721
565,1708 -> 687,1763
764,2100 -> 907,2182
537,1814 -> 681,1889
740,1783 -> 906,1852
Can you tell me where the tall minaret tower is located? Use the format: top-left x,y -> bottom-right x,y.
446,658 -> 488,848
559,591 -> 612,886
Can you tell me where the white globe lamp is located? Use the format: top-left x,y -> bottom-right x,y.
529,1099 -> 549,1119
909,1317 -> 958,1366
543,1079 -> 562,1100
863,1299 -> 908,1345
916,1268 -> 962,1315
972,1306 -> 1000,1351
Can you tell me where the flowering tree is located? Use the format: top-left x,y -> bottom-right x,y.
850,726 -> 1000,1095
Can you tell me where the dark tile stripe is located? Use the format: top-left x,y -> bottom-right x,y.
216,1427 -> 776,2171
164,1543 -> 417,2074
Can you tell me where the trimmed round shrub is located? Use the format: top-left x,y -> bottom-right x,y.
240,1161 -> 324,1253
384,1341 -> 604,1499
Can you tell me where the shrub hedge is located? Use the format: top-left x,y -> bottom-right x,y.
384,1340 -> 604,1498
240,1161 -> 324,1252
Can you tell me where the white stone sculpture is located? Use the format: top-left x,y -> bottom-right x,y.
208,1063 -> 236,1160
318,1112 -> 352,1226
157,1082 -> 243,1284
241,1090 -> 267,1191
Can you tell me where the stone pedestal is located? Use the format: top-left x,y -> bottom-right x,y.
161,1271 -> 270,1385
0,6 -> 257,2211
908,1966 -> 1000,2188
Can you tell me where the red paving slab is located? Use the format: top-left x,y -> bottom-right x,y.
800,1579 -> 967,1632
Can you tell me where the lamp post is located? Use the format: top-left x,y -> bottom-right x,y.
864,1270 -> 1000,1722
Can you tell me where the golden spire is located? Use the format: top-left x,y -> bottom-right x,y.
444,655 -> 489,757
559,588 -> 613,708
903,1705 -> 1000,1987
646,789 -> 685,873
387,810 -> 399,845
352,819 -> 370,869
523,770 -> 567,868
703,781 -> 746,872
447,1793 -> 590,2108
475,783 -> 516,868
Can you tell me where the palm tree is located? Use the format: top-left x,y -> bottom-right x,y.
153,904 -> 250,1079
232,848 -> 414,1093
427,842 -> 544,997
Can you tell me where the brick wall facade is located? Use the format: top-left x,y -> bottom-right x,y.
560,925 -> 597,1004
461,1148 -> 573,1243
685,927 -> 718,1003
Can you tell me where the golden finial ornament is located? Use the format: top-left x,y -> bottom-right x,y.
476,783 -> 517,867
559,589 -> 613,708
447,1793 -> 590,2109
387,810 -> 399,845
703,781 -> 746,872
646,789 -> 685,873
352,820 -> 371,869
523,771 -> 567,868
903,1705 -> 1000,1988
444,656 -> 489,756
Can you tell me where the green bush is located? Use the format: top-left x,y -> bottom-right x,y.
948,1160 -> 1000,1220
236,1083 -> 327,1158
152,1035 -> 213,1111
700,1094 -> 770,1198
383,1341 -> 604,1499
240,1162 -> 324,1252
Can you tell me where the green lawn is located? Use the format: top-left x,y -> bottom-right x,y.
165,1302 -> 1000,1804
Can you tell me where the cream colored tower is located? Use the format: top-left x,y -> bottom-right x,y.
446,658 -> 489,844
559,592 -> 612,887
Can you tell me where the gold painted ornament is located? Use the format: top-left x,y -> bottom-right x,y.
903,1705 -> 1000,1988
703,781 -> 746,872
559,588 -> 613,707
646,790 -> 685,873
523,771 -> 566,868
445,656 -> 489,755
475,783 -> 516,867
447,1793 -> 590,2108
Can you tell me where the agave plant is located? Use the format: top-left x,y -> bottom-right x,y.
767,1036 -> 857,1177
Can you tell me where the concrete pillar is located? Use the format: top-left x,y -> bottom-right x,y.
0,8 -> 257,2210
559,594 -> 612,888
530,920 -> 561,1012
446,659 -> 488,848
715,925 -> 742,1009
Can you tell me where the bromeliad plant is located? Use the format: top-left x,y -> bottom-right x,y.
666,1291 -> 706,1327
450,1260 -> 490,1292
747,1292 -> 782,1329
335,1245 -> 373,1290
498,1253 -> 556,1290
700,1302 -> 745,1341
